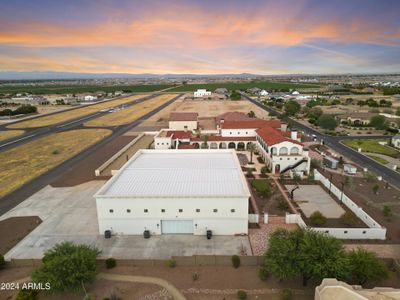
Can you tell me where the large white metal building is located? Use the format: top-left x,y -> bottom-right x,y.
95,149 -> 250,236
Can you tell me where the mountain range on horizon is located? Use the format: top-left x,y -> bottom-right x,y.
0,71 -> 399,81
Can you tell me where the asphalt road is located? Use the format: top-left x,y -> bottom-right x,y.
0,93 -> 160,151
0,94 -> 182,215
243,94 -> 400,189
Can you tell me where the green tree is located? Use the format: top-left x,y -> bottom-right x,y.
347,248 -> 388,285
369,115 -> 387,130
284,100 -> 301,116
247,110 -> 256,118
264,228 -> 350,286
317,114 -> 338,130
31,242 -> 100,293
230,91 -> 241,100
298,230 -> 350,286
264,228 -> 304,281
396,107 -> 400,116
308,107 -> 323,119
372,184 -> 379,195
247,143 -> 256,163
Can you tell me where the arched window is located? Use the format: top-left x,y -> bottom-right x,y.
279,147 -> 288,155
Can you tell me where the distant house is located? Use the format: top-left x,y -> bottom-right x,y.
193,89 -> 211,98
214,88 -> 228,95
259,90 -> 269,96
392,134 -> 400,148
336,112 -> 377,125
291,90 -> 300,95
247,87 -> 261,95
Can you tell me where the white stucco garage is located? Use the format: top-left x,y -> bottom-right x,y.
95,149 -> 251,236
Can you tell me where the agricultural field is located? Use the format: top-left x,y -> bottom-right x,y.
7,94 -> 147,129
85,94 -> 179,127
342,139 -> 399,157
0,128 -> 111,198
168,81 -> 320,92
0,130 -> 24,142
0,84 -> 173,95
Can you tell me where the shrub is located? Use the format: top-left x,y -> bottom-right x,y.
309,211 -> 327,227
257,156 -> 264,163
166,259 -> 176,268
105,258 -> 116,269
52,149 -> 59,155
16,289 -> 39,300
192,272 -> 199,281
237,290 -> 247,300
0,254 -> 5,270
258,267 -> 269,281
277,198 -> 289,211
372,184 -> 379,195
232,255 -> 241,269
281,288 -> 293,300
260,166 -> 268,176
340,211 -> 360,227
383,206 -> 392,217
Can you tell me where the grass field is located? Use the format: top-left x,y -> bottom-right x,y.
251,179 -> 271,194
7,94 -> 147,129
0,84 -> 173,95
367,155 -> 389,165
342,139 -> 399,157
168,81 -> 320,92
0,128 -> 111,199
0,130 -> 25,142
85,94 -> 179,127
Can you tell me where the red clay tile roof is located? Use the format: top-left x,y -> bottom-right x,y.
216,111 -> 250,124
256,127 -> 303,146
169,112 -> 198,121
165,130 -> 193,139
221,119 -> 281,129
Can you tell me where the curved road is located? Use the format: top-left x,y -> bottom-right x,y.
243,94 -> 400,189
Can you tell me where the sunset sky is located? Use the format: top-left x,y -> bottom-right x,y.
1,0 -> 399,75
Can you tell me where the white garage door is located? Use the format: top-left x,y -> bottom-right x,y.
161,220 -> 194,234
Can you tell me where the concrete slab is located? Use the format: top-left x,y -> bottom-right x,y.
285,185 -> 345,218
2,181 -> 250,259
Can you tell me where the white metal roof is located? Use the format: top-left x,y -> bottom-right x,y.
96,149 -> 250,198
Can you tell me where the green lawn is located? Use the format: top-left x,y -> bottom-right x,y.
168,81 -> 320,92
0,84 -> 173,95
251,179 -> 271,195
342,139 -> 399,157
366,155 -> 389,165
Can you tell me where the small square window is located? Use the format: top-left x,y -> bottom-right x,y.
344,231 -> 348,234
362,231 -> 366,234
231,209 -> 235,213
179,209 -> 183,213
196,209 -> 200,213
213,209 -> 218,213
109,209 -> 114,213
144,209 -> 148,213
161,209 -> 165,213
126,209 -> 131,213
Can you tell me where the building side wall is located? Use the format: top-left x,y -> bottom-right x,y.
154,137 -> 172,149
169,120 -> 198,130
96,196 -> 248,236
221,128 -> 257,137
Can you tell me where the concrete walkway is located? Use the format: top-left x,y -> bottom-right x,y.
98,273 -> 186,300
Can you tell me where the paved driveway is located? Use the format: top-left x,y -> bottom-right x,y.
2,181 -> 250,259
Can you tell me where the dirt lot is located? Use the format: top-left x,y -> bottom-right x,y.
51,135 -> 137,187
141,98 -> 270,130
0,216 -> 42,255
0,130 -> 24,142
318,168 -> 400,243
0,129 -> 111,198
2,264 -> 399,300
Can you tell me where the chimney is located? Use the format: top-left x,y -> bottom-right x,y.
280,123 -> 287,132
291,131 -> 298,141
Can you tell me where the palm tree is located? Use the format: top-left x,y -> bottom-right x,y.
247,143 -> 256,163
201,134 -> 209,149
